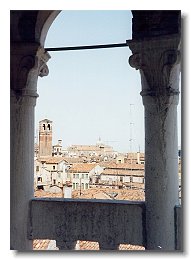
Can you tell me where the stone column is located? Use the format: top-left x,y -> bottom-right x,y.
128,35 -> 181,250
10,44 -> 50,250
56,240 -> 78,250
99,242 -> 119,250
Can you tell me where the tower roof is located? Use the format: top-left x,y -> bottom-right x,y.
39,119 -> 52,123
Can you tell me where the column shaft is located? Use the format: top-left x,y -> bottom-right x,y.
128,35 -> 181,250
56,240 -> 77,250
10,46 -> 50,250
143,94 -> 179,249
10,94 -> 36,250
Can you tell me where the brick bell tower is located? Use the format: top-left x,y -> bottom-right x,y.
39,119 -> 53,158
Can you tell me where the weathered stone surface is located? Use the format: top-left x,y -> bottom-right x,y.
128,32 -> 181,250
131,11 -> 181,40
30,198 -> 146,249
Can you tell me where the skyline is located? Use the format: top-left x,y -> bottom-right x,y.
35,11 -> 181,153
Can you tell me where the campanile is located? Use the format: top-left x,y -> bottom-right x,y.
39,119 -> 53,157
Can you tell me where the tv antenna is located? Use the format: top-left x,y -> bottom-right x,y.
129,104 -> 134,153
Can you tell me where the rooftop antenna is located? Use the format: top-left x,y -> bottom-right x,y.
129,104 -> 134,154
129,104 -> 134,190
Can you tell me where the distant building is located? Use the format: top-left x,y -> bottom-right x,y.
67,140 -> 116,160
34,157 -> 67,192
38,119 -> 53,158
126,152 -> 145,164
68,163 -> 103,191
53,139 -> 63,157
116,153 -> 145,165
99,162 -> 145,189
35,119 -> 145,193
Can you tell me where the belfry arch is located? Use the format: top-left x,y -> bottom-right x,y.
10,11 -> 181,250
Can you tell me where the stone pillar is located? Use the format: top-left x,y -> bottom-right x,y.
99,242 -> 119,250
56,240 -> 78,250
128,35 -> 181,250
10,44 -> 50,250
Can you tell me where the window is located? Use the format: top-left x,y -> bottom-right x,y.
86,174 -> 88,179
73,183 -> 75,189
36,166 -> 39,171
82,183 -> 84,189
82,174 -> 84,179
85,183 -> 89,189
37,177 -> 42,182
47,124 -> 51,130
43,124 -> 45,130
53,166 -> 55,170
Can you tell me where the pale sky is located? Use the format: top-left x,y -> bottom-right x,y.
35,10 -> 181,153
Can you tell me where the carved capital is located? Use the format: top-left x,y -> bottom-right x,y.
129,49 -> 180,91
129,53 -> 143,70
11,44 -> 51,92
128,35 -> 181,98
37,48 -> 51,77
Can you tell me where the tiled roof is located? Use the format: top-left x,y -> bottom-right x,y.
118,244 -> 145,250
39,119 -> 52,123
33,239 -> 51,250
78,241 -> 99,250
68,144 -> 113,152
34,190 -> 63,198
45,157 -> 66,164
105,162 -> 144,170
68,163 -> 98,173
127,152 -> 145,158
68,145 -> 100,151
72,187 -> 145,201
64,157 -> 87,164
102,168 -> 144,176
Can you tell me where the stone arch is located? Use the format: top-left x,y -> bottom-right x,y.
10,11 -> 181,250
37,11 -> 61,46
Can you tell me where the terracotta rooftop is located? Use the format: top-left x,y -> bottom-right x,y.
37,157 -> 67,164
34,190 -> 63,198
104,162 -> 145,170
68,163 -> 99,173
102,168 -> 144,176
64,157 -> 88,164
68,144 -> 113,152
33,239 -> 51,250
72,187 -> 145,201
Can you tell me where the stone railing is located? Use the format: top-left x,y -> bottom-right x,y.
29,198 -> 146,250
29,198 -> 182,250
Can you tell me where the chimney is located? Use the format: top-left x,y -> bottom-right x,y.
64,181 -> 72,198
137,152 -> 140,164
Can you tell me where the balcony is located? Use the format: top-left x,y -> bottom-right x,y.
29,198 -> 181,250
